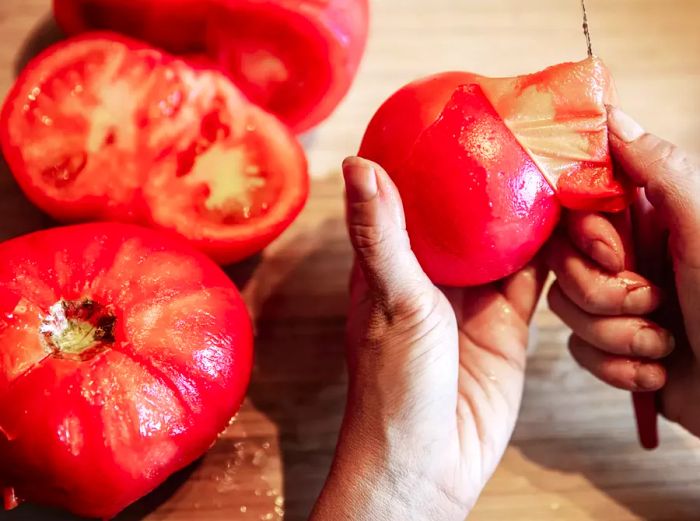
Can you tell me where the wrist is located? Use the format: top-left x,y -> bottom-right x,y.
311,420 -> 471,521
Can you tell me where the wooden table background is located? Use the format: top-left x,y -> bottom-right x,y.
1,1 -> 700,520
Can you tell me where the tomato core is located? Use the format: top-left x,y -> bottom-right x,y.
39,299 -> 116,361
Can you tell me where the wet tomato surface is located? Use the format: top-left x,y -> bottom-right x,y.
360,58 -> 631,286
0,223 -> 253,518
1,34 -> 309,264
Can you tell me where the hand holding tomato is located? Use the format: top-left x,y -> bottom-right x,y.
310,157 -> 548,520
547,107 -> 700,438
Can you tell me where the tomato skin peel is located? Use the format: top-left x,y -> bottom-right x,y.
360,58 -> 631,286
0,34 -> 309,265
0,223 -> 253,519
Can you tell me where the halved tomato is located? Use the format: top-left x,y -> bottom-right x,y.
0,222 -> 253,518
53,0 -> 209,54
52,0 -> 370,132
1,34 -> 309,264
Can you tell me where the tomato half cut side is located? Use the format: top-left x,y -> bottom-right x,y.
0,34 -> 184,222
143,67 -> 309,264
2,35 -> 310,263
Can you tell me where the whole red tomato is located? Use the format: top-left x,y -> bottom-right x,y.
0,223 -> 253,519
360,57 -> 630,286
1,34 -> 309,265
52,0 -> 370,132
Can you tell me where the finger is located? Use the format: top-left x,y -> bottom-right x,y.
631,189 -> 668,284
501,256 -> 549,324
549,283 -> 675,359
546,233 -> 662,316
566,211 -> 625,273
349,257 -> 367,307
568,335 -> 667,392
343,156 -> 431,306
608,107 -> 700,346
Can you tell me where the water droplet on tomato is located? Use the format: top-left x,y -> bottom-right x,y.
27,87 -> 40,102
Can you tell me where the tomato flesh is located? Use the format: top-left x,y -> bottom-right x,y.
53,0 -> 370,132
1,35 -> 309,264
396,85 -> 559,286
0,223 -> 253,518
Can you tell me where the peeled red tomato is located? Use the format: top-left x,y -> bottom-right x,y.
360,57 -> 630,286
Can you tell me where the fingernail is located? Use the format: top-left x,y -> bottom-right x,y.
622,283 -> 661,314
634,364 -> 664,391
343,157 -> 377,202
607,106 -> 645,143
589,238 -> 624,273
632,326 -> 675,358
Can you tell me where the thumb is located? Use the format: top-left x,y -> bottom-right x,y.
342,156 -> 432,306
608,106 -> 700,346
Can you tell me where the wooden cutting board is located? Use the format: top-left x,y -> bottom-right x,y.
1,1 -> 700,520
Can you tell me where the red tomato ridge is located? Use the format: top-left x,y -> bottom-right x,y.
0,223 -> 253,518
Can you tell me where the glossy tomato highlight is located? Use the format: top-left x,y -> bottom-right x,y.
0,223 -> 253,519
1,34 -> 309,264
360,58 -> 631,286
53,0 -> 370,132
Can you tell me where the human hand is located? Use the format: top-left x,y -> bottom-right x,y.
546,106 -> 700,437
311,157 -> 547,521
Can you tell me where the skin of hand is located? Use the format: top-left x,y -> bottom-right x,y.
546,106 -> 700,436
310,157 -> 548,521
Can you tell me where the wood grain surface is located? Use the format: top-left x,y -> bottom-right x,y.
1,1 -> 700,520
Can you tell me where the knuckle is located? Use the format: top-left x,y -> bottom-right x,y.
645,138 -> 698,183
349,222 -> 387,257
580,285 -> 606,313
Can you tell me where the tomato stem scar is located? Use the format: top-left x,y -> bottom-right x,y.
40,299 -> 116,361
